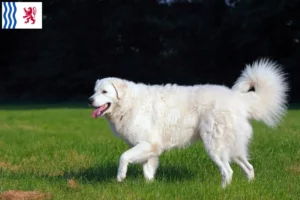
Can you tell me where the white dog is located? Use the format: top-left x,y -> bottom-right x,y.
88,59 -> 288,188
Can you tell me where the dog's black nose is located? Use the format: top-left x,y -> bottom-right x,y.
88,97 -> 94,105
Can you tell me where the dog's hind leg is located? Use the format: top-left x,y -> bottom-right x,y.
143,156 -> 159,181
209,153 -> 232,188
117,141 -> 162,182
199,115 -> 234,188
232,122 -> 255,181
223,157 -> 233,184
233,156 -> 254,181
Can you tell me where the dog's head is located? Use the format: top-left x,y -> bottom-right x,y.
88,78 -> 127,118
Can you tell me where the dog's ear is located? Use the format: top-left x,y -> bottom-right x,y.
111,79 -> 127,99
94,79 -> 102,92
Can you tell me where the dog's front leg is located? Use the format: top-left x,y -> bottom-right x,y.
117,141 -> 160,182
143,156 -> 159,181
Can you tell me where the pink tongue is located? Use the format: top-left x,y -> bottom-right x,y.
92,105 -> 106,118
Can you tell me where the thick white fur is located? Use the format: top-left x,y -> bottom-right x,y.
89,59 -> 288,188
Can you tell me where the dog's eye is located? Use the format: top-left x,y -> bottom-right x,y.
102,90 -> 107,94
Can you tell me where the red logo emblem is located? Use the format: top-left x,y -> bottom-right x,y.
23,7 -> 37,24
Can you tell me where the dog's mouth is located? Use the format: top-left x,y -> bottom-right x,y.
92,103 -> 111,118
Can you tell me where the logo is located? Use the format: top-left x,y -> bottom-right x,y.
23,7 -> 36,24
2,2 -> 42,29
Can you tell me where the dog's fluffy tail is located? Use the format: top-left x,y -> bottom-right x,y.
232,59 -> 288,127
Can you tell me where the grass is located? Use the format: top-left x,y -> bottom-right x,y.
0,103 -> 299,199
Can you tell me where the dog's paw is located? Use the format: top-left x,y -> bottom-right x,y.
221,181 -> 227,189
145,176 -> 154,183
248,169 -> 255,182
117,174 -> 126,182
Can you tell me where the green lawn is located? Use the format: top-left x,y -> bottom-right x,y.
0,104 -> 299,200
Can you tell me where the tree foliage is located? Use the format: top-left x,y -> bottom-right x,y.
0,0 -> 299,102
